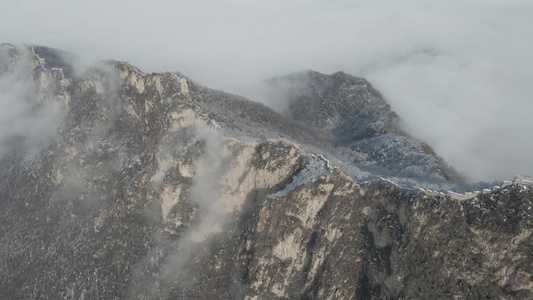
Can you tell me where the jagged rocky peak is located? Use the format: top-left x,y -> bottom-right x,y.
30,45 -> 76,78
0,45 -> 532,299
264,69 -> 463,186
0,43 -> 71,105
266,70 -> 396,131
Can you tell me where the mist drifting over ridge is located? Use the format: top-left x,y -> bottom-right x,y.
2,22 -> 533,300
1,0 -> 532,181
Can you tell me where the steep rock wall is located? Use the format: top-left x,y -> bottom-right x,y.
0,45 -> 531,299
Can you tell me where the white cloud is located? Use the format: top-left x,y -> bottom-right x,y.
1,0 -> 532,181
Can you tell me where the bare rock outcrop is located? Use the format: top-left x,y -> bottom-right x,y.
0,45 -> 531,299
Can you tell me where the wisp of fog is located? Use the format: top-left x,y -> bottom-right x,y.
0,46 -> 64,159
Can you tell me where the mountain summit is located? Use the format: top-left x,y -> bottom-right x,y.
265,70 -> 463,186
1,44 -> 532,299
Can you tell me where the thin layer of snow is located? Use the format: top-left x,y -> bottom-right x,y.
266,154 -> 333,200
379,177 -> 403,189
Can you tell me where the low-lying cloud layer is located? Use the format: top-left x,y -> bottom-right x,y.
1,0 -> 532,181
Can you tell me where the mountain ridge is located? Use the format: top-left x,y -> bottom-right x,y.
0,44 -> 531,299
263,68 -> 465,188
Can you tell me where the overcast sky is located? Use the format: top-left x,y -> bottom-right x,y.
1,0 -> 532,182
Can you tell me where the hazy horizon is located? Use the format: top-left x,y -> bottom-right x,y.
1,0 -> 532,182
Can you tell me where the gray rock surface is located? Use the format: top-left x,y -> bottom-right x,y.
0,44 -> 531,299
265,70 -> 464,188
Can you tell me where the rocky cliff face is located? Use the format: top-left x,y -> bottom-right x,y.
0,44 -> 532,299
265,70 -> 463,187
